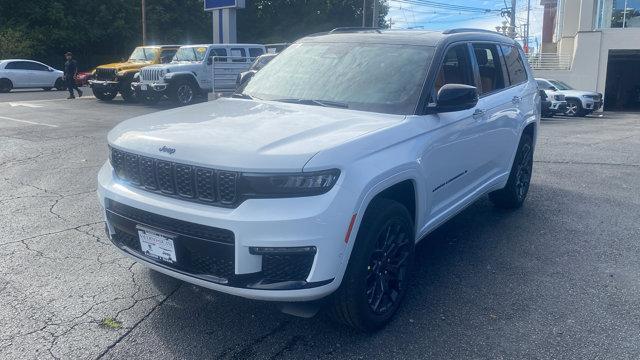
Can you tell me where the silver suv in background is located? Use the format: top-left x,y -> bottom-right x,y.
536,78 -> 602,117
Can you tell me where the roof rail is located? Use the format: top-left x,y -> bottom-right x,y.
329,27 -> 381,34
442,28 -> 500,35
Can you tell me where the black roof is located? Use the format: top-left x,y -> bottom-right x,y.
300,28 -> 518,47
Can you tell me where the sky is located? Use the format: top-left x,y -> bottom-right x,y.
386,0 -> 545,52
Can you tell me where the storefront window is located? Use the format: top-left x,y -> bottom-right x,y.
598,0 -> 640,28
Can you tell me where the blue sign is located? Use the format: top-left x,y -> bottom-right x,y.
204,0 -> 244,10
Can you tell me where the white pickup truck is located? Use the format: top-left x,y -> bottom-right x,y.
132,44 -> 266,105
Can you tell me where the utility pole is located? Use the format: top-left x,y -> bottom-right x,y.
362,0 -> 367,27
141,0 -> 147,45
372,0 -> 378,28
524,0 -> 531,52
510,0 -> 517,38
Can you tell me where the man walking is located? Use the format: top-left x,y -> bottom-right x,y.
63,52 -> 82,99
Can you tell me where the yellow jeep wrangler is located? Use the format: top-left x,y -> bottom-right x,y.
89,45 -> 179,102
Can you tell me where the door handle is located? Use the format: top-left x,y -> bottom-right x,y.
472,109 -> 485,119
512,96 -> 522,104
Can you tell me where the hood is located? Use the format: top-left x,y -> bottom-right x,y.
145,62 -> 201,73
97,61 -> 152,72
108,98 -> 405,172
558,90 -> 600,98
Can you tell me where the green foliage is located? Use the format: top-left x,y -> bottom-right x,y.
0,0 -> 388,69
0,29 -> 34,59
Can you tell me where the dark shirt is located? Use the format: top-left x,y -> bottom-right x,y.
64,59 -> 78,77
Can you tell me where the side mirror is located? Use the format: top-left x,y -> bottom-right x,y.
550,86 -> 558,91
436,84 -> 478,113
207,57 -> 213,65
48,67 -> 54,72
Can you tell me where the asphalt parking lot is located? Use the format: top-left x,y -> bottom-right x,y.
0,89 -> 639,360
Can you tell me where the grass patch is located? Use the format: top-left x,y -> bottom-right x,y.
100,317 -> 123,330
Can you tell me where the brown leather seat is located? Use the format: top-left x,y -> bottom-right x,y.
474,49 -> 495,93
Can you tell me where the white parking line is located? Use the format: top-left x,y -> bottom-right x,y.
0,96 -> 96,105
0,115 -> 59,128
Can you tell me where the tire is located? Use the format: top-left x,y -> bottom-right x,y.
564,99 -> 585,117
54,78 -> 66,91
489,132 -> 534,209
120,81 -> 138,103
92,88 -> 117,101
171,80 -> 196,106
0,78 -> 12,93
328,198 -> 415,332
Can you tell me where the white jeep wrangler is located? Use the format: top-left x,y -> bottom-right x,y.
132,44 -> 265,105
99,28 -> 539,331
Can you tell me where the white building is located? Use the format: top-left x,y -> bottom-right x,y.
533,0 -> 640,111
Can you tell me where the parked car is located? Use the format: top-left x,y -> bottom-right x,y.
89,45 -> 179,102
537,87 -> 567,117
236,53 -> 277,88
0,59 -> 65,92
540,90 -> 553,117
75,70 -> 93,87
133,43 -> 266,105
535,78 -> 602,117
98,28 -> 539,331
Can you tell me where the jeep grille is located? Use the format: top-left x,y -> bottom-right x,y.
95,68 -> 117,81
110,147 -> 239,207
140,68 -> 164,82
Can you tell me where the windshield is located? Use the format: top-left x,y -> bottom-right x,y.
173,47 -> 208,62
241,42 -> 434,114
128,47 -> 158,62
549,80 -> 573,90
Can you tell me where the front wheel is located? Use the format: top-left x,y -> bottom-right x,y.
328,198 -> 414,332
0,78 -> 13,93
489,133 -> 534,209
54,78 -> 66,91
171,81 -> 196,106
565,99 -> 585,117
92,88 -> 117,101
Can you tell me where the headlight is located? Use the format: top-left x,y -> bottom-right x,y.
116,70 -> 127,77
239,169 -> 340,197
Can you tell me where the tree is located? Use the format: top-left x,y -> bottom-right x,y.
0,0 -> 389,69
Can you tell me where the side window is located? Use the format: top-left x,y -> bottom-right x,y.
434,44 -> 474,95
28,62 -> 49,71
501,45 -> 528,85
6,61 -> 29,70
209,48 -> 227,62
472,44 -> 506,95
230,48 -> 246,62
160,49 -> 177,64
249,48 -> 264,60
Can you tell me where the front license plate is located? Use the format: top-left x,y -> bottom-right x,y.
140,84 -> 148,91
137,226 -> 177,263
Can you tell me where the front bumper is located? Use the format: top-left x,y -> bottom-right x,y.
131,81 -> 168,93
97,162 -> 355,302
549,100 -> 567,112
583,99 -> 603,111
89,80 -> 120,91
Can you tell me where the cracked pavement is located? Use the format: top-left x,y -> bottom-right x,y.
1,90 -> 640,359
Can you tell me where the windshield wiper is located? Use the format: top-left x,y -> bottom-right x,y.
273,98 -> 349,109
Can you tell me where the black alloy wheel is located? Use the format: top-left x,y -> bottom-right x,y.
366,220 -> 412,315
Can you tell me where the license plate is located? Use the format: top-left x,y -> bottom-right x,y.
137,226 -> 176,263
140,84 -> 148,91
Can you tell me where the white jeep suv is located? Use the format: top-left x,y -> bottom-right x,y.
98,28 -> 539,331
132,44 -> 265,105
